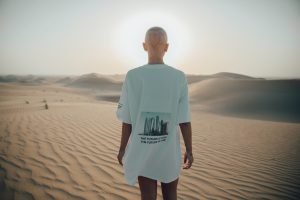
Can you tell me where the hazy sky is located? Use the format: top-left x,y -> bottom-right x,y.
0,0 -> 299,77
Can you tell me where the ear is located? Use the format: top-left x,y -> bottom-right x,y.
164,43 -> 169,52
143,42 -> 148,51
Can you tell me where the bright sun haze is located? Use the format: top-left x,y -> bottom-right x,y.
113,11 -> 191,67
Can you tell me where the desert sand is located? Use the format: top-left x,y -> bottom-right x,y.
0,73 -> 300,199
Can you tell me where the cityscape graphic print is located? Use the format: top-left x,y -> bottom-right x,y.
138,111 -> 171,136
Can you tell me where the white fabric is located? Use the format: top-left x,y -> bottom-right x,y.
116,63 -> 191,186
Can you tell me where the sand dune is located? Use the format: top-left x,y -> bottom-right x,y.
0,73 -> 300,199
0,73 -> 124,88
55,76 -> 74,85
0,74 -> 47,85
63,73 -> 122,92
0,74 -> 76,86
186,72 -> 260,84
209,72 -> 260,79
190,78 -> 300,122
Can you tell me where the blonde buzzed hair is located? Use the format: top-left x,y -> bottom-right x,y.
145,26 -> 168,44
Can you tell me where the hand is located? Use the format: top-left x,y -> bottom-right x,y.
117,150 -> 125,166
183,151 -> 193,169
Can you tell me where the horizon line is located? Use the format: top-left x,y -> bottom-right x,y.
0,72 -> 300,79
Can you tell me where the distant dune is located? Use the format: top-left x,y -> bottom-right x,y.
210,72 -> 261,79
1,72 -> 299,122
190,78 -> 300,122
0,75 -> 22,83
0,74 -> 72,85
0,74 -> 46,84
62,73 -> 122,92
186,72 -> 261,84
55,76 -> 74,84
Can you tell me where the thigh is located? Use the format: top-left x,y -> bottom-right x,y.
138,176 -> 157,200
161,178 -> 179,200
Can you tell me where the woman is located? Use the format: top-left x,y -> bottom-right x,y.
116,26 -> 193,200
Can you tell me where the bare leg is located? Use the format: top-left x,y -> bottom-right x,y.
138,176 -> 157,200
161,178 -> 179,200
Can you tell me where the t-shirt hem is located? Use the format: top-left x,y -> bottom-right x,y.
125,170 -> 181,186
178,120 -> 191,124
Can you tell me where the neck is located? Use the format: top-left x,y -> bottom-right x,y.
147,56 -> 164,64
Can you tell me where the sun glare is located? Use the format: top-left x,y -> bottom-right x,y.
113,11 -> 191,66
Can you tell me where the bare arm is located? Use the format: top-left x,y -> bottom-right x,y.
119,122 -> 132,152
179,122 -> 192,153
117,122 -> 132,165
179,122 -> 193,169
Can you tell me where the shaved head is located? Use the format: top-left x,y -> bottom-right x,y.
144,26 -> 168,48
143,26 -> 169,63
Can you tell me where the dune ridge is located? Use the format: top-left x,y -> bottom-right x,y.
189,78 -> 300,122
185,72 -> 261,84
64,73 -> 122,91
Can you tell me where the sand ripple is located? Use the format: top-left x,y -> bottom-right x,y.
1,91 -> 300,199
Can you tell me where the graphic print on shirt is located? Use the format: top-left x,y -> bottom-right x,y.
138,111 -> 171,144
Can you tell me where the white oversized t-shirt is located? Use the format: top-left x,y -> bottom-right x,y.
116,63 -> 191,186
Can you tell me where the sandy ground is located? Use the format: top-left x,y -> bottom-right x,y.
0,82 -> 300,200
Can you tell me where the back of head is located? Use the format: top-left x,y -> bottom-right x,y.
145,26 -> 168,48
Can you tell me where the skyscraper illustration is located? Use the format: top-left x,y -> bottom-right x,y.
139,114 -> 169,136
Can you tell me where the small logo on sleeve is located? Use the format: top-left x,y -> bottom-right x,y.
118,102 -> 123,109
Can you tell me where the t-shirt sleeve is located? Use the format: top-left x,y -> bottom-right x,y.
116,73 -> 131,124
177,73 -> 191,124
